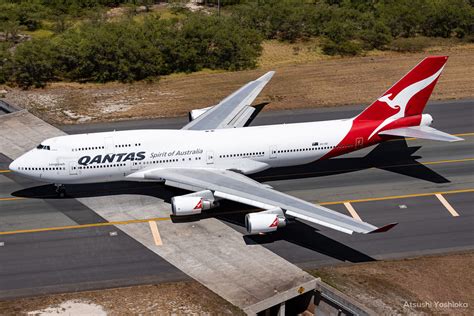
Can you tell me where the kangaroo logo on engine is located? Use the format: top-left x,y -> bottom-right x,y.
78,152 -> 146,166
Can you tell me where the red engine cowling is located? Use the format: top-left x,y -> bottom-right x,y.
171,196 -> 214,216
245,213 -> 286,234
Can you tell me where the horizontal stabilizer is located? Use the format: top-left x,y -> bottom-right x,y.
368,222 -> 398,234
379,126 -> 463,142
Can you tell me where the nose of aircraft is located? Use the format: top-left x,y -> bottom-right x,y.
9,159 -> 18,172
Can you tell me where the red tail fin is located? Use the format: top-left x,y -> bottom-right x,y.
357,56 -> 448,121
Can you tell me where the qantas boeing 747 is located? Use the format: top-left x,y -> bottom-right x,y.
9,56 -> 462,235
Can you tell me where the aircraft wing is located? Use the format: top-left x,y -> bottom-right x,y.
181,71 -> 275,130
127,168 -> 396,235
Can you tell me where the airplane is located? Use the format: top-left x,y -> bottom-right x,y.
9,56 -> 463,236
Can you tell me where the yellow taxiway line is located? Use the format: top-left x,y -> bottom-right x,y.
0,187 -> 471,236
0,197 -> 25,201
0,217 -> 170,236
423,157 -> 474,166
0,156 -> 471,204
403,132 -> 474,141
259,156 -> 474,181
320,188 -> 474,205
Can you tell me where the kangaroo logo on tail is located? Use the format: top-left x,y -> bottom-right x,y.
368,65 -> 445,140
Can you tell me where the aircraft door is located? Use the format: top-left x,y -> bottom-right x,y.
68,161 -> 78,175
104,136 -> 115,154
206,151 -> 214,164
269,146 -> 278,159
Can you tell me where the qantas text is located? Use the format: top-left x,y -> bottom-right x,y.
78,152 -> 146,166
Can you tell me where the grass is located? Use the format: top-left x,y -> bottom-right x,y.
259,36 -> 471,68
24,29 -> 54,39
258,39 -> 326,68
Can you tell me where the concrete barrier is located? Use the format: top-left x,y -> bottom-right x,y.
315,281 -> 376,316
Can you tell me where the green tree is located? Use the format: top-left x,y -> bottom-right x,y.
0,43 -> 12,84
172,14 -> 262,71
375,0 -> 430,37
54,19 -> 168,82
12,39 -> 56,88
423,0 -> 474,38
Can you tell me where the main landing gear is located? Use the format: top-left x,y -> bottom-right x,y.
55,184 -> 66,198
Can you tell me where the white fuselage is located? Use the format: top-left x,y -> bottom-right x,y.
10,119 -> 354,184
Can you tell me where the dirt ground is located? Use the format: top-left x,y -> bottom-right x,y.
2,43 -> 473,125
0,281 -> 243,315
311,251 -> 474,315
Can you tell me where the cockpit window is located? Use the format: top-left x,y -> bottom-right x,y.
36,144 -> 50,150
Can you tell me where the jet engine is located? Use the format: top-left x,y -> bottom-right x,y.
171,190 -> 218,216
245,209 -> 286,234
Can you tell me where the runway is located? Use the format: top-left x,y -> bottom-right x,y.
1,99 -> 473,298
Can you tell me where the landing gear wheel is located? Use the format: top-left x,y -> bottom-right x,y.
55,184 -> 66,198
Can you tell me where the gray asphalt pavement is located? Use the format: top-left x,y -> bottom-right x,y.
1,99 -> 473,298
60,99 -> 473,134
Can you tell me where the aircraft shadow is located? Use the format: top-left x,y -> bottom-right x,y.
219,209 -> 375,263
11,181 -> 187,202
244,224 -> 376,263
171,202 -> 375,263
252,138 -> 450,184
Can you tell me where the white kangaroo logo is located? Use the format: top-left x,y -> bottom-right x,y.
368,65 -> 444,140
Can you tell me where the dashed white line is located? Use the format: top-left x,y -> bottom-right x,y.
344,202 -> 362,221
435,194 -> 459,217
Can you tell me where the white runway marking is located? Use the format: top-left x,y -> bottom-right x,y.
148,221 -> 163,246
344,202 -> 362,221
435,194 -> 459,217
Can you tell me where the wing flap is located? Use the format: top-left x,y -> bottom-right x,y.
128,167 -> 393,235
227,106 -> 256,128
379,126 -> 463,142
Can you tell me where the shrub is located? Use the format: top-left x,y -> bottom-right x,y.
385,37 -> 434,52
6,13 -> 263,87
0,43 -> 12,84
11,39 -> 56,88
230,0 -> 318,42
172,14 -> 262,71
422,0 -> 474,38
53,19 -> 169,82
375,0 -> 430,37
321,39 -> 362,56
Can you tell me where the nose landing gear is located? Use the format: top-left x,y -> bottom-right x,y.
55,184 -> 66,198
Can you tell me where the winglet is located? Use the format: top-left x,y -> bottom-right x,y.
256,71 -> 275,83
368,222 -> 398,234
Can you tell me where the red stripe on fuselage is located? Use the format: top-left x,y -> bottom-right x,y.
321,115 -> 422,160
